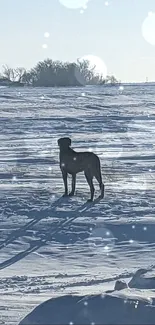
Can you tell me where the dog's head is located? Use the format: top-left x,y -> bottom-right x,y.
58,137 -> 71,149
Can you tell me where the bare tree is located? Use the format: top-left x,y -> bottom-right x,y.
1,65 -> 26,82
2,65 -> 15,81
106,75 -> 118,84
14,67 -> 26,82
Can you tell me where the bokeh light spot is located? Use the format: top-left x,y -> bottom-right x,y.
44,32 -> 50,38
88,226 -> 115,252
142,12 -> 155,46
59,0 -> 89,10
119,85 -> 124,91
75,54 -> 107,86
79,55 -> 107,79
42,44 -> 48,49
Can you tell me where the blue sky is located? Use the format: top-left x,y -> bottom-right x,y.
1,0 -> 155,82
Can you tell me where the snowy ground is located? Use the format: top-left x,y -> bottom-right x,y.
0,85 -> 154,324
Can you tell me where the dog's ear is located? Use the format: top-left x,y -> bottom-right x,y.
67,138 -> 71,147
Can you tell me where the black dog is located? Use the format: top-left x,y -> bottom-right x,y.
58,137 -> 104,201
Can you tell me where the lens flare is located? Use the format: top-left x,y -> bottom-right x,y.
80,55 -> 107,78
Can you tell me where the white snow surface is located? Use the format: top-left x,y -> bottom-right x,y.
0,85 -> 154,324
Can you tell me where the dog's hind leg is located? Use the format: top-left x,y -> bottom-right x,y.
84,170 -> 94,202
69,173 -> 76,196
94,170 -> 104,199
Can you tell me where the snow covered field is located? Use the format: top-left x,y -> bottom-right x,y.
0,85 -> 154,324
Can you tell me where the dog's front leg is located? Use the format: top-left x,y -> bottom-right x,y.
69,173 -> 76,196
62,170 -> 68,196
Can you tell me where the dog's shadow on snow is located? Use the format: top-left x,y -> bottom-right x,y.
0,196 -> 99,270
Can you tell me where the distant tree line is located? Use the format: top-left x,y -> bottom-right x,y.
0,59 -> 119,87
